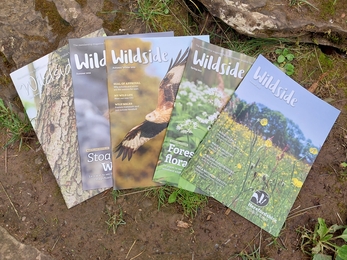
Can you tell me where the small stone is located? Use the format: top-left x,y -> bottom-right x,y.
35,157 -> 43,165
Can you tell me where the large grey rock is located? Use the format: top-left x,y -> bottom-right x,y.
0,226 -> 54,260
0,0 -> 103,68
198,0 -> 347,49
0,0 -> 103,109
52,0 -> 104,45
0,0 -> 56,68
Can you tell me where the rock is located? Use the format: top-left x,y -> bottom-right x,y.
0,0 -> 56,68
0,226 -> 54,260
0,0 -> 104,69
52,0 -> 104,46
0,0 -> 103,109
51,0 -> 82,23
198,0 -> 347,50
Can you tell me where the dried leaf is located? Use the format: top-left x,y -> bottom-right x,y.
308,72 -> 328,93
176,220 -> 190,228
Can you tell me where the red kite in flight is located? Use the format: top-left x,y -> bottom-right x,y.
114,48 -> 189,161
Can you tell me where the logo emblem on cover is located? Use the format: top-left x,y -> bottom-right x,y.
250,190 -> 269,206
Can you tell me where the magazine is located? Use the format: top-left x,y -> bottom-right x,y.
69,31 -> 173,190
180,54 -> 340,236
153,38 -> 255,192
105,35 -> 209,190
10,28 -> 106,208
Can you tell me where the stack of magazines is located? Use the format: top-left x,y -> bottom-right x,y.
10,28 -> 340,237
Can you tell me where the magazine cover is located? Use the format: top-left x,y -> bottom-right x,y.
153,38 -> 255,192
10,28 -> 106,208
69,31 -> 173,190
105,35 -> 209,190
180,55 -> 340,236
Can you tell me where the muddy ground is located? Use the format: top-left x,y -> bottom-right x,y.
1,1 -> 347,259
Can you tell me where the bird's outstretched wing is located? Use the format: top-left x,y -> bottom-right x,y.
157,48 -> 189,109
145,47 -> 190,123
115,48 -> 190,161
114,121 -> 167,161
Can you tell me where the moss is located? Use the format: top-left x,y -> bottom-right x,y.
151,1 -> 188,35
290,44 -> 347,103
0,52 -> 16,98
325,31 -> 343,45
318,52 -> 333,70
96,0 -> 190,34
100,12 -> 124,33
319,0 -> 336,20
75,0 -> 87,8
337,202 -> 347,214
0,74 -> 11,86
96,0 -> 124,33
34,0 -> 72,46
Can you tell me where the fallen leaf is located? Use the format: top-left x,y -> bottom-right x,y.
307,72 -> 328,93
176,220 -> 190,228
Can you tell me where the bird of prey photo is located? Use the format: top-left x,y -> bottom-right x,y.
114,47 -> 190,161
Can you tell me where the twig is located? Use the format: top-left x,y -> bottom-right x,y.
0,180 -> 20,219
130,250 -> 144,260
259,229 -> 262,256
336,212 -> 344,225
126,240 -> 137,259
239,229 -> 262,253
287,204 -> 321,220
51,237 -> 60,251
100,188 -> 112,199
328,163 -> 338,176
199,13 -> 209,35
212,15 -> 232,44
4,145 -> 8,174
4,129 -> 8,174
315,46 -> 323,73
279,236 -> 287,250
118,188 -> 157,197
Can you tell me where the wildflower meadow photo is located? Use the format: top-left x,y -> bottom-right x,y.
180,55 -> 340,236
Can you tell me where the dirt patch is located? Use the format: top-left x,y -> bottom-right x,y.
1,1 -> 347,259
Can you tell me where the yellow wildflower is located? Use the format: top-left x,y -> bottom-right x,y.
309,147 -> 318,155
292,178 -> 303,188
237,163 -> 242,169
260,118 -> 268,126
265,139 -> 272,147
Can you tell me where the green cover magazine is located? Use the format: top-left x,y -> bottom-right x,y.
180,54 -> 340,236
105,35 -> 209,190
153,38 -> 255,192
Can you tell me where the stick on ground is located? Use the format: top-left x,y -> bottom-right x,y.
0,180 -> 20,219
